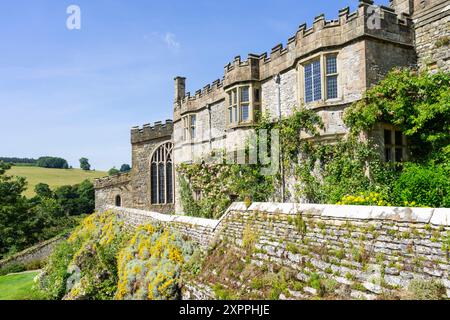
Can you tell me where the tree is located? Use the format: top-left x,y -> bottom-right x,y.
0,161 -> 30,257
36,157 -> 69,169
54,185 -> 79,216
53,180 -> 95,216
108,167 -> 120,176
120,164 -> 131,173
79,158 -> 91,171
77,180 -> 95,214
35,183 -> 53,198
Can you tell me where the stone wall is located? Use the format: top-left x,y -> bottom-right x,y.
95,120 -> 174,214
94,173 -> 132,211
0,235 -> 65,270
104,202 -> 450,299
106,205 -> 218,249
413,0 -> 450,72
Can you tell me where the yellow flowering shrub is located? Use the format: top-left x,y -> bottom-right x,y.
337,192 -> 391,206
116,224 -> 194,300
337,192 -> 420,207
38,211 -> 130,300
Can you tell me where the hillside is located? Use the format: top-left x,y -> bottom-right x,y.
8,166 -> 107,198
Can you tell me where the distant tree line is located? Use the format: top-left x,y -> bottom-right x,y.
0,161 -> 95,259
0,157 -> 37,165
0,156 -> 71,169
1,156 -> 97,171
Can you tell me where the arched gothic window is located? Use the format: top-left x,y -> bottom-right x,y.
115,195 -> 121,207
151,142 -> 174,204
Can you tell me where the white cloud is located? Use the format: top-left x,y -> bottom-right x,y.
163,32 -> 181,52
144,32 -> 181,53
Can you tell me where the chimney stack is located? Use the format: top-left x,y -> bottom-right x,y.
174,76 -> 186,101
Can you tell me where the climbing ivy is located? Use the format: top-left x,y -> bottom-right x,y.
344,68 -> 450,162
177,107 -> 323,218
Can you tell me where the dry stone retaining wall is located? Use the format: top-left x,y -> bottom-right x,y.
106,202 -> 450,299
0,235 -> 65,270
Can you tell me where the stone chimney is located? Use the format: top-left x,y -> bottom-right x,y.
174,76 -> 186,102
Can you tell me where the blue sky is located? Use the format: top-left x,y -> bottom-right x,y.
0,0 -> 390,171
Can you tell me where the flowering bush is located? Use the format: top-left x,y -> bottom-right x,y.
337,192 -> 391,206
116,224 -> 194,300
36,211 -> 130,300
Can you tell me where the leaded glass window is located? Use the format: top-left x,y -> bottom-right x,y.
150,142 -> 174,204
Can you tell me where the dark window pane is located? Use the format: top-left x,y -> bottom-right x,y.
385,148 -> 392,162
395,148 -> 403,162
151,163 -> 158,204
395,131 -> 402,146
254,89 -> 260,102
166,162 -> 173,203
115,195 -> 121,207
384,129 -> 392,145
158,163 -> 165,203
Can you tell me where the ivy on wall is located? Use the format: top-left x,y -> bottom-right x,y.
177,107 -> 323,219
344,68 -> 450,162
177,162 -> 275,219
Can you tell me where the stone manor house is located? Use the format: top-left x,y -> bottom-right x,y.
95,0 -> 449,215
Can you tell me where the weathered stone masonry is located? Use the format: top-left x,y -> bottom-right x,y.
94,0 -> 450,213
106,203 -> 450,299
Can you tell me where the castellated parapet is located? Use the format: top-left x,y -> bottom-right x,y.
130,119 -> 173,144
94,172 -> 131,190
173,0 -> 415,122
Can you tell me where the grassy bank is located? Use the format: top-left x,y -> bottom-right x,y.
8,166 -> 107,197
0,271 -> 40,300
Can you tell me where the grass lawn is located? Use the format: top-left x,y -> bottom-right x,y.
0,271 -> 40,300
8,166 -> 107,197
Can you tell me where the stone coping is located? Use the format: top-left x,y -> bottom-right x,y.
106,205 -> 220,229
107,202 -> 450,228
247,202 -> 450,226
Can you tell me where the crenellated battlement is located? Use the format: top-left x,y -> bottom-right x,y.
130,119 -> 173,144
173,0 -> 414,120
94,172 -> 131,190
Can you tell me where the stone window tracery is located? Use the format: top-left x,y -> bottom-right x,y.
150,142 -> 174,204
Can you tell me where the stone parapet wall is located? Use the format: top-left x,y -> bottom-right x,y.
105,202 -> 450,299
106,206 -> 219,249
131,120 -> 173,145
94,172 -> 131,190
173,0 -> 415,120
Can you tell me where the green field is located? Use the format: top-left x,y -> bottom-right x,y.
8,166 -> 107,198
0,271 -> 40,300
